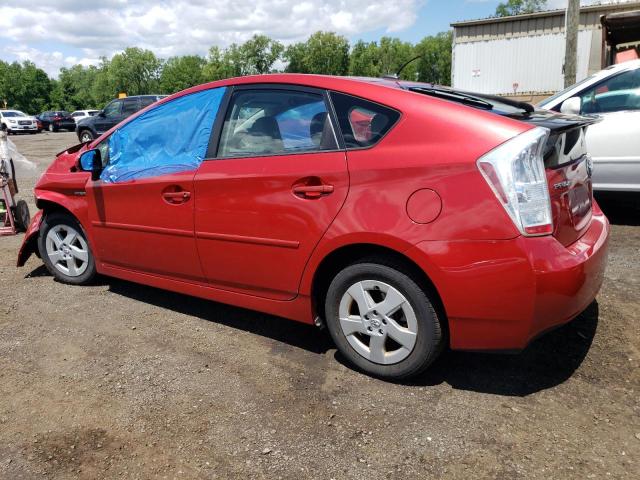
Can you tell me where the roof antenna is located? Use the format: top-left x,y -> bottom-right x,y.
382,55 -> 422,80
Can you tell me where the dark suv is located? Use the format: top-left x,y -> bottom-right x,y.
76,95 -> 167,143
37,111 -> 76,132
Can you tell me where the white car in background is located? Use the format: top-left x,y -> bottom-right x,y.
0,110 -> 38,134
71,110 -> 100,123
538,60 -> 640,192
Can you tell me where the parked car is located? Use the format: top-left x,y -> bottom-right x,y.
37,111 -> 76,132
76,95 -> 167,143
538,60 -> 640,192
0,110 -> 38,134
18,75 -> 609,379
71,110 -> 100,123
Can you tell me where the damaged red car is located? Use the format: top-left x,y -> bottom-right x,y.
18,75 -> 609,379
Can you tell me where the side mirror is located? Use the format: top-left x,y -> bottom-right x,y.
560,96 -> 582,115
78,149 -> 102,181
98,111 -> 106,118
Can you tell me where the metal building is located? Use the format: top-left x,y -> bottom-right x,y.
450,1 -> 640,100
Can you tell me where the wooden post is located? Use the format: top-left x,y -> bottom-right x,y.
564,0 -> 580,87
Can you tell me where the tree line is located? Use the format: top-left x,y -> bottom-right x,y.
0,31 -> 452,114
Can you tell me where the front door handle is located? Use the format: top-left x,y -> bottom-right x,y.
162,190 -> 191,204
292,184 -> 334,198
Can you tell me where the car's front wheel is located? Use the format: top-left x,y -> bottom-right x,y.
48,124 -> 56,132
325,261 -> 443,379
38,213 -> 96,285
79,130 -> 94,143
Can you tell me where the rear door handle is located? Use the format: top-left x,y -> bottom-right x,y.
292,184 -> 334,198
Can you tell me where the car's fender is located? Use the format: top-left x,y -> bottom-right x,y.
16,210 -> 43,267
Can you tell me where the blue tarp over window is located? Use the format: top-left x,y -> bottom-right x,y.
101,87 -> 226,183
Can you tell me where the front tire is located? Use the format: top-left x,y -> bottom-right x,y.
79,130 -> 94,143
38,213 -> 96,285
325,261 -> 443,379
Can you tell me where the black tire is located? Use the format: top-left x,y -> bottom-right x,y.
13,200 -> 30,232
48,124 -> 56,133
325,260 -> 443,379
37,212 -> 96,285
79,130 -> 94,143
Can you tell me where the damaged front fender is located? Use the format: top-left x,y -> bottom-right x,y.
17,210 -> 43,267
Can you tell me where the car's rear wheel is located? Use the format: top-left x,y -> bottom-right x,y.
38,213 -> 96,285
325,261 -> 443,379
48,124 -> 55,132
80,130 -> 94,143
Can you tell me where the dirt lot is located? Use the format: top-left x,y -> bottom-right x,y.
1,132 -> 638,479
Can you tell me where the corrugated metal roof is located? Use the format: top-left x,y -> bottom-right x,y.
451,1 -> 640,27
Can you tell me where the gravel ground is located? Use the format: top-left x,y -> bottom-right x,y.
1,132 -> 639,479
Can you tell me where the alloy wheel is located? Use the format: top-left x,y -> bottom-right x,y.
45,224 -> 89,277
338,280 -> 418,365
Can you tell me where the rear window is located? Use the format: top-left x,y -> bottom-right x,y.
330,92 -> 400,149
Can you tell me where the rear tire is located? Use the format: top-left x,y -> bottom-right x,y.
38,213 -> 96,285
48,124 -> 56,133
324,260 -> 443,379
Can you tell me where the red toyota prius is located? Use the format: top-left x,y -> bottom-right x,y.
17,75 -> 609,379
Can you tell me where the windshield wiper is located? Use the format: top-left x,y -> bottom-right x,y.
409,87 -> 493,110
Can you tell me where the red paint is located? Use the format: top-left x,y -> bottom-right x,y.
406,189 -> 442,224
18,74 -> 610,352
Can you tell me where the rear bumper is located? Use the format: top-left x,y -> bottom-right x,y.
406,206 -> 610,351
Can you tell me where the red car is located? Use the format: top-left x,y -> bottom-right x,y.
17,75 -> 609,379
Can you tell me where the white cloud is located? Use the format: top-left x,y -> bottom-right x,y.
0,0 -> 420,76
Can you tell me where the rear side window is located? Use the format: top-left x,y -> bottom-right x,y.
122,98 -> 140,116
217,89 -> 338,158
330,92 -> 400,149
140,97 -> 158,108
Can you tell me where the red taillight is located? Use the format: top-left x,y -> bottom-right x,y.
477,127 -> 553,237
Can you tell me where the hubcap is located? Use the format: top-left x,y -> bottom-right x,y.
81,133 -> 91,142
338,280 -> 418,365
45,225 -> 89,277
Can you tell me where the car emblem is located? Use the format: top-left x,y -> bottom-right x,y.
586,154 -> 593,178
554,180 -> 571,190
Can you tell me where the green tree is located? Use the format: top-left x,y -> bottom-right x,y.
238,34 -> 284,75
50,65 -> 100,111
378,37 -> 417,80
495,0 -> 547,17
283,42 -> 310,73
202,46 -> 236,81
285,31 -> 350,75
0,60 -> 51,113
415,31 -> 453,85
160,55 -> 206,94
349,40 -> 381,77
108,47 -> 162,96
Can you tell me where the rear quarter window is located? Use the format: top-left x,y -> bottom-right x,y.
330,92 -> 400,149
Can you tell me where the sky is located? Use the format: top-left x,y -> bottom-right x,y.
0,0 -> 618,77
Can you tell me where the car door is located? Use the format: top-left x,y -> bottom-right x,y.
95,99 -> 123,135
84,88 -> 227,282
577,68 -> 640,191
193,86 -> 349,300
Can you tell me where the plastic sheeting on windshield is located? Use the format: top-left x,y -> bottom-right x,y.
101,87 -> 226,183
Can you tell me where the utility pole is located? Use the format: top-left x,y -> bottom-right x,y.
564,0 -> 580,87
